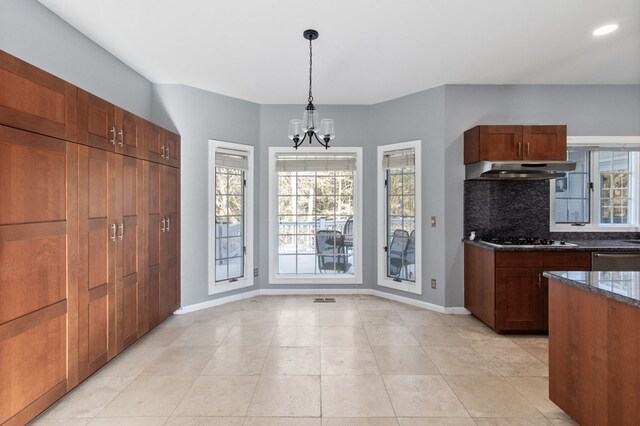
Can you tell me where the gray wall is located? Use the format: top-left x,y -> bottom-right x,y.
0,0 -> 152,119
152,84 -> 261,307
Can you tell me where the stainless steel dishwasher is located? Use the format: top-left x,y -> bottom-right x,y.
591,252 -> 640,271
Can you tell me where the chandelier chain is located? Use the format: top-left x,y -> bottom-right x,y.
308,37 -> 313,104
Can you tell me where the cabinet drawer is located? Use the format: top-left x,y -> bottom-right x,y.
543,251 -> 591,269
495,251 -> 543,267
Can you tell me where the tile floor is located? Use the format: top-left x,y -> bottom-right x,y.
32,295 -> 577,425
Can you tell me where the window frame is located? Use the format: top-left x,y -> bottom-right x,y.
208,140 -> 254,294
268,146 -> 363,285
550,136 -> 640,232
377,140 -> 422,295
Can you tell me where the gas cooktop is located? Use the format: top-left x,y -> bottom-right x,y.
481,237 -> 578,248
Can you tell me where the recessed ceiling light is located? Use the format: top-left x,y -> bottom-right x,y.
592,24 -> 619,36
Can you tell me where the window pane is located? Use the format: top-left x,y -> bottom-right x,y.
297,234 -> 316,254
316,176 -> 335,196
279,235 -> 295,253
389,174 -> 403,195
279,196 -> 294,215
278,175 -> 294,195
228,257 -> 243,278
216,195 -> 227,216
278,255 -> 296,274
227,216 -> 243,236
216,239 -> 228,259
296,196 -> 312,215
297,255 -> 317,274
599,150 -> 630,224
314,196 -> 336,215
227,196 -> 243,216
554,151 -> 590,224
215,259 -> 228,282
228,174 -> 243,195
297,177 -> 315,195
336,176 -> 353,196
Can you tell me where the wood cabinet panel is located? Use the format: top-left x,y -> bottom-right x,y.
495,251 -> 543,267
165,130 -> 180,168
87,288 -> 109,365
146,122 -> 164,163
118,109 -> 143,158
542,251 -> 590,268
78,90 -> 116,151
464,244 -> 496,329
0,125 -> 67,225
496,267 -> 543,331
0,50 -> 77,142
0,305 -> 66,424
523,125 -> 567,161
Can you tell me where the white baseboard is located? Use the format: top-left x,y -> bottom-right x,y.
174,287 -> 470,316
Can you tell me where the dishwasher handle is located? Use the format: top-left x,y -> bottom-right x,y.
593,253 -> 640,258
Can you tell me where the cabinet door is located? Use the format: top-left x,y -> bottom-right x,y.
145,122 -> 165,164
146,161 -> 163,329
478,126 -> 523,162
78,147 -> 117,380
165,130 -> 180,168
0,51 -> 77,142
78,90 -> 116,152
118,109 -> 143,159
0,127 -> 75,424
116,156 -> 144,351
161,166 -> 180,318
523,125 -> 567,161
495,267 -> 544,331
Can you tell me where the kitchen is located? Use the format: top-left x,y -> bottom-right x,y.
0,0 -> 640,426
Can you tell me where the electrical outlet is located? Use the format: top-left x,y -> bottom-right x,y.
431,216 -> 437,227
431,279 -> 437,289
254,268 -> 259,277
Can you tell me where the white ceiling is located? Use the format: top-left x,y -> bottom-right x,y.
39,0 -> 640,105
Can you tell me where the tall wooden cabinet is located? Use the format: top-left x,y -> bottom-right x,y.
0,50 -> 180,425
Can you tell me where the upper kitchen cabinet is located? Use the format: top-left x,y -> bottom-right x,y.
117,109 -> 144,159
145,121 -> 180,167
464,125 -> 567,164
0,50 -> 77,142
78,90 -> 117,152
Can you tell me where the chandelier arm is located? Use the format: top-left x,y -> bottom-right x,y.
312,131 -> 329,149
294,132 -> 308,149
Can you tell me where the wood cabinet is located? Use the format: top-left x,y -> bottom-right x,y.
145,121 -> 180,167
0,50 -> 180,424
463,125 -> 567,164
464,244 -> 591,333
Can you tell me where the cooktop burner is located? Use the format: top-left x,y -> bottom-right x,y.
481,237 -> 577,247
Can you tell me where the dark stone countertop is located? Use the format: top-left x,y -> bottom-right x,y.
544,271 -> 640,307
462,239 -> 640,252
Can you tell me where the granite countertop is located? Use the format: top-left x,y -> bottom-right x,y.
544,271 -> 640,307
463,238 -> 640,252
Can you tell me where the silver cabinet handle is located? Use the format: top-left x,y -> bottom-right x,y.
594,253 -> 640,258
118,129 -> 124,147
161,144 -> 166,159
166,145 -> 170,160
110,126 -> 116,145
161,218 -> 166,233
166,217 -> 170,232
118,222 -> 124,240
110,223 -> 117,241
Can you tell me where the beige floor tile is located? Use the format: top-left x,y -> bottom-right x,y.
397,310 -> 447,326
456,327 -> 519,349
359,310 -> 404,326
137,326 -> 188,347
271,326 -> 320,347
161,313 -> 201,328
87,418 -> 167,425
222,326 -> 276,346
320,310 -> 361,326
43,376 -> 135,418
165,418 -> 244,426
409,326 -> 470,348
550,419 -> 579,425
321,346 -> 379,375
247,375 -> 321,417
475,346 -> 548,377
505,377 -> 571,420
383,375 -> 469,417
323,418 -> 399,425
365,326 -> 419,346
97,375 -> 196,417
511,336 -> 549,349
398,418 -> 475,425
94,346 -> 166,377
321,326 -> 370,347
355,298 -> 394,311
438,314 -> 485,327
202,345 -> 269,375
389,301 -> 423,311
173,375 -> 258,417
425,347 -> 497,376
474,419 -> 552,425
525,348 -> 549,366
243,296 -> 287,311
170,323 -> 231,347
279,310 -> 320,326
245,418 -> 321,426
140,346 -> 214,376
372,346 -> 438,375
238,310 -> 282,327
321,375 -> 395,418
30,419 -> 89,426
195,309 -> 243,325
318,299 -> 358,311
262,346 -> 321,375
445,375 -> 544,418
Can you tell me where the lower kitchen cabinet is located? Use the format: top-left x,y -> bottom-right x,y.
465,243 -> 591,333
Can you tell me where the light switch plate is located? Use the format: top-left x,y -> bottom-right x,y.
431,279 -> 437,289
254,268 -> 259,277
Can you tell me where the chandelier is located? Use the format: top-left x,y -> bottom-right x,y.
288,29 -> 335,149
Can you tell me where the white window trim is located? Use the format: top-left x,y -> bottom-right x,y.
268,146 -> 363,285
550,136 -> 640,232
377,140 -> 422,295
208,140 -> 254,294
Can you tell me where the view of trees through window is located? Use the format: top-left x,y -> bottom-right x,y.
600,151 -> 631,224
215,166 -> 244,281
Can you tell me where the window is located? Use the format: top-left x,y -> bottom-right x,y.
377,141 -> 422,295
268,147 -> 362,284
551,137 -> 640,231
208,141 -> 254,294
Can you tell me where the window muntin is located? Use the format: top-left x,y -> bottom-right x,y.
276,155 -> 356,276
214,166 -> 245,282
386,165 -> 416,281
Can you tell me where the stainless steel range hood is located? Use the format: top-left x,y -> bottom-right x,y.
465,161 -> 576,181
